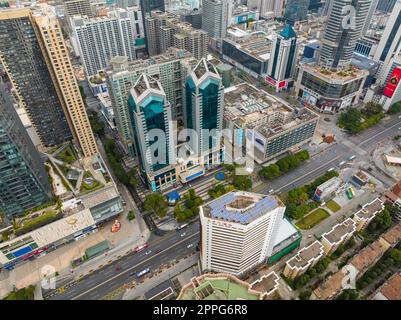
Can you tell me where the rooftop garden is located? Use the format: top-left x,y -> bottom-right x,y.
14,207 -> 62,236
56,146 -> 77,164
3,285 -> 35,300
89,71 -> 106,84
80,171 -> 102,193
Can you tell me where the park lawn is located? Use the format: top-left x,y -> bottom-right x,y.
296,208 -> 330,230
326,199 -> 341,212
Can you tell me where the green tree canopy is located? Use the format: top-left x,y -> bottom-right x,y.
259,164 -> 281,180
232,175 -> 252,191
144,193 -> 168,218
375,208 -> 392,230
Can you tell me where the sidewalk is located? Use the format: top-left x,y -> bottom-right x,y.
0,215 -> 150,298
122,253 -> 199,300
58,217 -> 151,281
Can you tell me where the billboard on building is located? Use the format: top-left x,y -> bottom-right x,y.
383,67 -> 401,98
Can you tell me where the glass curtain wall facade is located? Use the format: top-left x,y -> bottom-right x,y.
284,0 -> 309,25
0,83 -> 51,218
127,74 -> 174,191
0,10 -> 72,147
300,71 -> 364,98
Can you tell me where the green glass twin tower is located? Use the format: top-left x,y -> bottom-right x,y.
128,58 -> 224,191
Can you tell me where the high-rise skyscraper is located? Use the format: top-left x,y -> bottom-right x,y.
145,10 -> 208,59
284,0 -> 309,25
363,0 -> 379,34
63,0 -> 93,21
267,24 -> 299,91
377,0 -> 396,13
319,0 -> 371,70
308,0 -> 324,12
373,0 -> 401,81
0,81 -> 52,218
0,8 -> 72,148
248,0 -> 285,17
106,48 -> 196,157
140,0 -> 165,54
200,191 -> 285,276
0,6 -> 98,157
184,58 -> 224,161
71,7 -> 145,76
127,74 -> 175,191
201,0 -> 233,40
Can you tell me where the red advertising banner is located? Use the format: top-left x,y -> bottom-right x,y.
278,80 -> 286,89
265,76 -> 276,86
384,67 -> 401,98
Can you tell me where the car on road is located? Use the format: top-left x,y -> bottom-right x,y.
339,161 -> 346,166
128,271 -> 136,277
136,268 -> 150,278
145,250 -> 152,255
308,235 -> 313,238
180,232 -> 187,237
187,243 -> 194,249
176,223 -> 188,231
268,189 -> 274,194
328,167 -> 335,172
133,244 -> 148,253
348,155 -> 356,161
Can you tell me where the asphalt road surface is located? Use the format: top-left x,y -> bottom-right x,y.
48,105 -> 400,299
47,223 -> 200,300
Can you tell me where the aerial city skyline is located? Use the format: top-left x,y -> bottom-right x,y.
0,0 -> 401,305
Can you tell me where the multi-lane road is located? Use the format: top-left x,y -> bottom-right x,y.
48,114 -> 401,300
47,223 -> 199,300
51,83 -> 401,300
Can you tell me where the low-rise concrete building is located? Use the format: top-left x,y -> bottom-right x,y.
0,155 -> 123,271
177,272 -> 279,300
296,63 -> 369,113
384,181 -> 401,221
222,31 -> 270,79
283,240 -> 324,279
351,170 -> 370,187
349,240 -> 389,277
312,223 -> 401,299
320,218 -> 356,256
353,198 -> 385,231
314,177 -> 342,202
310,268 -> 348,300
373,273 -> 401,300
223,83 -> 319,164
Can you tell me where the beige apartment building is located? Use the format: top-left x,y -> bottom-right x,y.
33,6 -> 98,157
283,240 -> 325,279
0,6 -> 97,158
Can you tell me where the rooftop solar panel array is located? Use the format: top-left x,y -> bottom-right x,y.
207,192 -> 278,224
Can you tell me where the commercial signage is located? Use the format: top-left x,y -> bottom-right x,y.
278,80 -> 286,89
265,76 -> 276,86
383,67 -> 401,98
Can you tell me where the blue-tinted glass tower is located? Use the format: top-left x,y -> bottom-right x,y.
184,58 -> 224,167
127,74 -> 175,191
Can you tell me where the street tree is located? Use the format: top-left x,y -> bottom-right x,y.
144,193 -> 168,218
